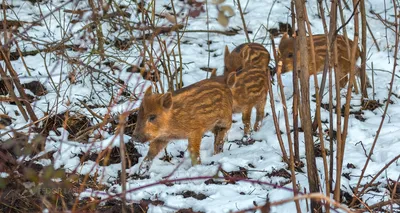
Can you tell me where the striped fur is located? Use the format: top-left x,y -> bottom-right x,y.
224,43 -> 271,77
133,78 -> 235,174
212,67 -> 268,137
209,42 -> 271,138
278,33 -> 370,88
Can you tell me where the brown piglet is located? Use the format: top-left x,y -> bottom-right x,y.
224,43 -> 270,140
212,43 -> 270,140
278,33 -> 371,88
224,68 -> 269,140
223,43 -> 271,77
132,75 -> 236,175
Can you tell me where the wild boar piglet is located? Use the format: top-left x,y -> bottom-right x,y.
277,33 -> 371,88
223,43 -> 271,77
132,75 -> 236,175
211,42 -> 270,141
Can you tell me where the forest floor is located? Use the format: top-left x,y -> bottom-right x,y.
0,0 -> 399,212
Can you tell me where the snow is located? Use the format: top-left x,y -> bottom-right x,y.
1,0 -> 399,212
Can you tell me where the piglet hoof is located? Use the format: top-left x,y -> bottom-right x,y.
241,135 -> 255,146
214,144 -> 224,155
138,159 -> 152,176
190,155 -> 201,166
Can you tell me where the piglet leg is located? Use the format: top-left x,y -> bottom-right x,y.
188,132 -> 203,165
254,97 -> 266,132
213,126 -> 228,154
242,107 -> 252,138
138,139 -> 169,176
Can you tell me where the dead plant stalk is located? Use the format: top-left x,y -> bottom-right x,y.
0,65 -> 29,121
303,5 -> 330,212
119,112 -> 128,213
360,0 -> 369,99
169,0 -> 184,89
317,0 -> 336,194
350,5 -> 399,193
236,0 -> 250,43
329,0 -> 344,202
338,0 -> 359,94
294,0 -> 321,211
0,62 -> 38,122
290,1 -> 300,164
275,60 -> 301,213
266,62 -> 289,164
338,0 -> 360,201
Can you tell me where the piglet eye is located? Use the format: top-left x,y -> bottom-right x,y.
148,115 -> 157,122
288,53 -> 294,58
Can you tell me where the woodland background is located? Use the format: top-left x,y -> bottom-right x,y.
0,0 -> 399,213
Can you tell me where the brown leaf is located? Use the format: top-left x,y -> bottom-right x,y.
163,12 -> 177,24
217,11 -> 229,27
220,5 -> 234,16
189,9 -> 202,18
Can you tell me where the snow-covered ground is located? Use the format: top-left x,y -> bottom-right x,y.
1,0 -> 399,212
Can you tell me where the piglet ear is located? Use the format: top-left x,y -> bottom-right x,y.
144,86 -> 152,97
160,92 -> 172,109
224,45 -> 230,64
282,32 -> 289,40
210,68 -> 217,78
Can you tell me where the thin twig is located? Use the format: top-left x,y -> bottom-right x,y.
275,60 -> 301,213
351,0 -> 399,205
236,0 -> 250,43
